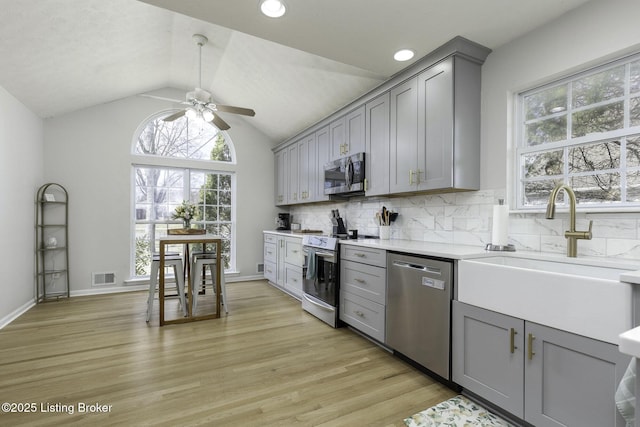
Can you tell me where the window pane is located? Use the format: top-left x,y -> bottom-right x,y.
568,141 -> 620,173
524,85 -> 567,120
525,116 -> 567,146
631,97 -> 640,127
523,179 -> 562,206
523,150 -> 563,178
570,173 -> 621,203
134,114 -> 233,163
626,171 -> 640,202
572,66 -> 625,108
631,60 -> 640,94
572,102 -> 624,138
626,135 -> 640,167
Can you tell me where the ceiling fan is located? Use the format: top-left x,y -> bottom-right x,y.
146,34 -> 255,131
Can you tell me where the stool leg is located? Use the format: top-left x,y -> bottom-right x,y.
192,260 -> 201,314
208,263 -> 228,313
146,260 -> 159,322
173,263 -> 188,317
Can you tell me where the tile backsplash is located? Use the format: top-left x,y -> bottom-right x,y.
288,189 -> 640,261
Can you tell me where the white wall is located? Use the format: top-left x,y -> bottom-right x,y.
0,86 -> 44,325
44,90 -> 278,294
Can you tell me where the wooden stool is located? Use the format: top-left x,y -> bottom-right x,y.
146,253 -> 187,322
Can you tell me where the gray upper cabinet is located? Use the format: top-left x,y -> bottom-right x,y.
287,143 -> 299,203
365,92 -> 390,196
275,149 -> 288,206
273,37 -> 490,205
389,77 -> 419,193
297,133 -> 315,203
453,301 -> 630,427
330,106 -> 366,160
314,125 -> 330,202
391,56 -> 481,194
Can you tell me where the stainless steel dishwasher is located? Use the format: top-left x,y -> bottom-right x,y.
386,252 -> 453,380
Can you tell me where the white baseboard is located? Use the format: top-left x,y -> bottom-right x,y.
0,299 -> 36,330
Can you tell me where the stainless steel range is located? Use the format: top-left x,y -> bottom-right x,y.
301,235 -> 339,327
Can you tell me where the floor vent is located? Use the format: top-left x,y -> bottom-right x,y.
92,272 -> 116,286
257,263 -> 264,273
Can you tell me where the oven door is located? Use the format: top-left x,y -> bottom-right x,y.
302,247 -> 338,307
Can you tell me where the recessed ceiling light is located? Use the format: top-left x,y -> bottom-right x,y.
394,49 -> 415,62
260,0 -> 286,18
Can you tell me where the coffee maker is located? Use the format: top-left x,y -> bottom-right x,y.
276,213 -> 291,230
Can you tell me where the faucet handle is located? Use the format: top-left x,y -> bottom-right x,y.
586,219 -> 593,239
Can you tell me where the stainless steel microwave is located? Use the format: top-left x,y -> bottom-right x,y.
324,152 -> 365,195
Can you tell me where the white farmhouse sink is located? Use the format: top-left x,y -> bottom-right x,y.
457,255 -> 638,344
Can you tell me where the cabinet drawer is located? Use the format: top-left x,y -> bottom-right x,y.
264,233 -> 277,245
284,264 -> 303,299
284,237 -> 303,266
264,260 -> 277,283
340,245 -> 386,267
340,260 -> 386,305
340,291 -> 385,343
264,242 -> 277,263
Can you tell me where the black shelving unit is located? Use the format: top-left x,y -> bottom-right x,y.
35,183 -> 69,302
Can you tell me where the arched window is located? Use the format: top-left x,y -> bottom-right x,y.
131,110 -> 236,278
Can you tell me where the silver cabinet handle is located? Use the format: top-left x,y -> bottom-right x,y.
355,310 -> 365,317
354,278 -> 366,283
353,253 -> 366,258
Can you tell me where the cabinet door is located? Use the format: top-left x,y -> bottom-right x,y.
329,116 -> 346,160
275,236 -> 286,288
365,92 -> 390,196
389,77 -> 418,193
452,301 -> 525,418
314,125 -> 330,202
284,264 -> 303,299
524,322 -> 629,427
287,143 -> 299,204
284,237 -> 303,266
298,134 -> 315,202
345,105 -> 365,155
274,149 -> 288,206
417,59 -> 454,191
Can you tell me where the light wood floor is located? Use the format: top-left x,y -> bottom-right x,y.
0,280 -> 455,426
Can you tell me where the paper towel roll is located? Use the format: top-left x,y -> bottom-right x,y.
491,204 -> 509,246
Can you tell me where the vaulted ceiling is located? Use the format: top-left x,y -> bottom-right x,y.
0,0 -> 593,143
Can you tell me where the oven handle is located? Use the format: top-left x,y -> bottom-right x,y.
302,293 -> 335,311
303,248 -> 336,259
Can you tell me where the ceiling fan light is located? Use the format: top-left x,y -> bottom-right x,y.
185,107 -> 198,119
202,109 -> 215,122
260,0 -> 286,18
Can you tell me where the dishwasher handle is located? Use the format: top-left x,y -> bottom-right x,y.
392,260 -> 441,275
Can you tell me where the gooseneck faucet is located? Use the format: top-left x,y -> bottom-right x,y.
545,183 -> 592,257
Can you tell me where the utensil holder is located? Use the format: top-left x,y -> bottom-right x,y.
379,225 -> 390,240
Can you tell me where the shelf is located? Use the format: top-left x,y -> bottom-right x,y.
36,183 -> 69,303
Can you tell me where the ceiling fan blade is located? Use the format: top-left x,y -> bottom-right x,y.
214,104 -> 256,117
139,93 -> 184,103
211,114 -> 231,130
163,110 -> 186,122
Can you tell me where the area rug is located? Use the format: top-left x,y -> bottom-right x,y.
404,395 -> 515,427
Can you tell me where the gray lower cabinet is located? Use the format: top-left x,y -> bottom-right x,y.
339,245 -> 387,343
263,232 -> 303,300
453,301 -> 630,427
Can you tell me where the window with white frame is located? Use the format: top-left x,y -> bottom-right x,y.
132,111 -> 236,278
516,53 -> 640,210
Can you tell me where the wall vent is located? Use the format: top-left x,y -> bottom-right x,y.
257,263 -> 264,273
92,272 -> 116,286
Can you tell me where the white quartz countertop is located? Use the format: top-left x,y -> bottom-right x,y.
620,326 -> 640,357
